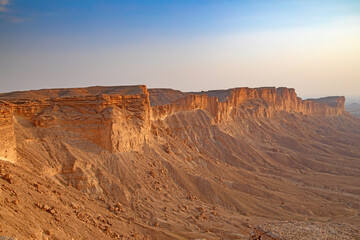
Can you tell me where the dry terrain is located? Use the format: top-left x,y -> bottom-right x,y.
0,85 -> 359,240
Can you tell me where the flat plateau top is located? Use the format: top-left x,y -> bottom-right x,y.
0,85 -> 344,108
0,85 -> 146,101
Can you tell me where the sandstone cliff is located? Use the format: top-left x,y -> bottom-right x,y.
1,85 -> 359,240
0,86 -> 345,160
0,101 -> 16,163
150,87 -> 345,121
0,86 -> 151,157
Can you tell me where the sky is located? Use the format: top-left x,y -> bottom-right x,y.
0,0 -> 359,99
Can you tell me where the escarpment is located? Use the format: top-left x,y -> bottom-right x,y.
0,85 -> 345,159
150,87 -> 345,121
0,85 -> 151,156
1,85 -> 360,240
0,101 -> 16,162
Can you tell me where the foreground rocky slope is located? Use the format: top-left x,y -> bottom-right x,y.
0,85 -> 359,239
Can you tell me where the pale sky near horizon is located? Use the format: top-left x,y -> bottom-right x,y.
0,0 -> 359,99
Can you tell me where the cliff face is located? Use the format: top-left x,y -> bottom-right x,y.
0,101 -> 16,163
1,85 -> 360,240
275,88 -> 345,116
0,86 -> 151,155
0,85 -> 345,159
150,87 -> 345,121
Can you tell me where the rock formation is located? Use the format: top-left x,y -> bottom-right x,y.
150,87 -> 345,122
0,86 -> 345,159
0,86 -> 151,154
0,101 -> 16,163
0,85 -> 358,240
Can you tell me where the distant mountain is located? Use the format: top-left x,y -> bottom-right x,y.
346,102 -> 360,117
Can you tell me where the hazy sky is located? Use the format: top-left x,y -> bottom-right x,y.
0,0 -> 359,98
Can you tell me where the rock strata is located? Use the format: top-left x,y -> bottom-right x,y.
0,101 -> 16,163
150,87 -> 345,122
0,86 -> 345,158
0,84 -> 359,240
0,86 -> 151,154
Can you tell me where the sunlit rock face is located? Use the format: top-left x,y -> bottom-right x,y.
0,85 -> 151,154
0,85 -> 344,158
0,85 -> 359,240
0,101 -> 16,162
150,87 -> 345,122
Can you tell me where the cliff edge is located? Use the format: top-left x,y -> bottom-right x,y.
0,85 -> 345,161
150,87 -> 345,121
1,85 -> 359,240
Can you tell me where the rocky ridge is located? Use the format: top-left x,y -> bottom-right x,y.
0,85 -> 344,162
0,86 -> 151,159
0,85 -> 358,240
0,101 -> 16,163
150,87 -> 344,122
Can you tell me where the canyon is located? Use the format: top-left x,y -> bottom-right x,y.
0,85 -> 359,239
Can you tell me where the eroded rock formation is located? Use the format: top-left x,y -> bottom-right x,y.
0,86 -> 345,161
150,87 -> 345,122
0,101 -> 16,162
0,85 -> 359,240
0,86 -> 151,154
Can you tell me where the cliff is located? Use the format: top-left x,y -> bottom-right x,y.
150,87 -> 345,121
1,85 -> 360,240
0,85 -> 345,159
0,86 -> 151,156
0,101 -> 16,162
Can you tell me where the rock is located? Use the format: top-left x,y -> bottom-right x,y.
149,171 -> 156,178
35,202 -> 56,215
163,143 -> 171,153
48,208 -> 56,215
35,202 -> 43,208
70,202 -> 79,209
150,87 -> 345,122
2,174 -> 13,184
197,206 -> 205,212
42,204 -> 51,211
109,203 -> 123,212
45,229 -> 53,235
0,84 -> 356,240
1,85 -> 151,154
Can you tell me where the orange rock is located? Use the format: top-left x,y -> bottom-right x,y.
2,173 -> 13,184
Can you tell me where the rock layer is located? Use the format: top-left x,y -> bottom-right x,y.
0,101 -> 16,162
150,87 -> 345,121
0,86 -> 151,154
0,85 -> 359,240
0,86 -> 345,158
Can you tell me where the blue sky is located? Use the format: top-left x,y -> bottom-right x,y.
1,0 -> 360,98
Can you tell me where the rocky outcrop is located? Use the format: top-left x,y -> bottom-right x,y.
150,87 -> 345,122
0,86 -> 150,153
276,88 -> 345,116
0,101 -> 16,162
1,85 -> 359,240
0,86 -> 345,154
